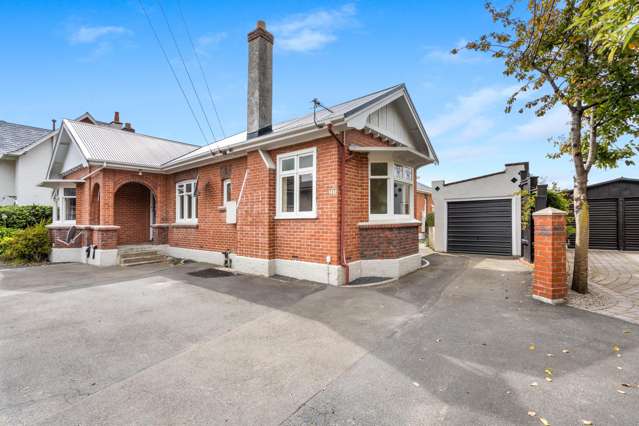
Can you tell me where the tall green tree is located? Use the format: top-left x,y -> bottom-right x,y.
454,0 -> 639,293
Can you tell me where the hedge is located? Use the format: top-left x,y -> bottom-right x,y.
0,205 -> 52,229
0,222 -> 50,263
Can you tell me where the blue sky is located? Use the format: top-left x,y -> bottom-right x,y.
0,1 -> 635,188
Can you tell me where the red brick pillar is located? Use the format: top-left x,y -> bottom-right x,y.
532,207 -> 568,304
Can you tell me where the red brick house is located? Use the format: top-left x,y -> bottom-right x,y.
42,21 -> 438,285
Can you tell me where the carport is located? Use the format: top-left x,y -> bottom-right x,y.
431,163 -> 528,256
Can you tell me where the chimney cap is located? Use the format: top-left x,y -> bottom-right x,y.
112,111 -> 121,124
248,19 -> 274,43
256,20 -> 266,29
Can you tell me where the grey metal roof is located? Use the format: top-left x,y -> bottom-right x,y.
0,120 -> 52,155
163,84 -> 405,167
417,182 -> 432,193
65,120 -> 198,168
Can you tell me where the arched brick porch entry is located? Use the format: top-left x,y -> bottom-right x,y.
114,182 -> 156,245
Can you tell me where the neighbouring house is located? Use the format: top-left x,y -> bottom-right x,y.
415,182 -> 433,239
42,21 -> 438,285
431,163 -> 529,257
0,120 -> 56,205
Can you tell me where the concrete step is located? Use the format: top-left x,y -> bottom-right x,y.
119,250 -> 160,260
120,253 -> 167,266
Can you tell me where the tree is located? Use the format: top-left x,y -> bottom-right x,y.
454,0 -> 639,293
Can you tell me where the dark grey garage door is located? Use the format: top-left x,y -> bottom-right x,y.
624,198 -> 639,251
447,199 -> 512,256
590,199 -> 619,249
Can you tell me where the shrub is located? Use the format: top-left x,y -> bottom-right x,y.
0,227 -> 17,239
0,222 -> 50,263
426,212 -> 435,227
0,205 -> 52,229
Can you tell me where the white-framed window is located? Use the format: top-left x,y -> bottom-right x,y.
53,187 -> 77,224
223,179 -> 232,205
176,180 -> 197,223
276,147 -> 317,219
369,160 -> 414,220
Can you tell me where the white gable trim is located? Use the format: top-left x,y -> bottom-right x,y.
46,122 -> 89,179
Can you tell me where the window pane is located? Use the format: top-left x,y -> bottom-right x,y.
281,157 -> 295,172
299,174 -> 313,212
179,195 -> 184,219
63,188 -> 76,197
64,197 -> 76,221
225,182 -> 232,202
394,182 -> 410,215
370,163 -> 387,176
370,178 -> 388,214
186,183 -> 192,193
299,154 -> 313,169
403,167 -> 412,181
393,164 -> 402,179
186,195 -> 192,219
177,185 -> 184,195
281,176 -> 295,212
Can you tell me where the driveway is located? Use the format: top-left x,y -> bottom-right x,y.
1,255 -> 638,425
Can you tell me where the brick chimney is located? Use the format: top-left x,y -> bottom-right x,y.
122,122 -> 135,133
110,111 -> 122,129
247,20 -> 274,139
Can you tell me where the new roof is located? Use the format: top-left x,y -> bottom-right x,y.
0,120 -> 52,155
163,84 -> 408,167
64,119 -> 198,168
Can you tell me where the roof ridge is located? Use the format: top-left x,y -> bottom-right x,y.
67,119 -> 200,148
0,120 -> 51,133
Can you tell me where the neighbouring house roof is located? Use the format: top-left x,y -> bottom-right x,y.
0,120 -> 52,156
63,119 -> 199,169
417,183 -> 432,193
163,84 -> 438,169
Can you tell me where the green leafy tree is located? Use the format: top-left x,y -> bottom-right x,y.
454,0 -> 639,293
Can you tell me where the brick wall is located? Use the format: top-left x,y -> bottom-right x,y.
359,223 -> 419,259
532,208 -> 568,303
114,182 -> 151,245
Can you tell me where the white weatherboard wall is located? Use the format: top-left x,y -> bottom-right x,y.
431,163 -> 526,256
0,159 -> 16,205
15,140 -> 54,205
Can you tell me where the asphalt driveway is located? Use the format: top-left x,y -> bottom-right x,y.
1,255 -> 638,425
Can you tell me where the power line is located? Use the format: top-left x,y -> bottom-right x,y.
176,0 -> 226,139
137,0 -> 209,145
156,0 -> 217,143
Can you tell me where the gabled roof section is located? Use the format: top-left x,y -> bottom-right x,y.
62,119 -> 198,169
0,120 -> 52,155
163,84 -> 438,169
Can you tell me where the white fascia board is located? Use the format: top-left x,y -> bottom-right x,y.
62,119 -> 92,161
349,145 -> 434,166
74,112 -> 98,124
45,126 -> 66,179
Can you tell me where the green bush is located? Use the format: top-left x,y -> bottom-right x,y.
0,205 -> 52,229
426,212 -> 435,227
0,222 -> 50,263
0,227 -> 17,239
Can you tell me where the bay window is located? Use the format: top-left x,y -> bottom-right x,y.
53,187 -> 76,224
176,180 -> 197,223
276,147 -> 316,218
369,161 -> 413,220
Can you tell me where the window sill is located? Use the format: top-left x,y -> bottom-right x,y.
218,206 -> 226,212
358,219 -> 420,228
274,213 -> 318,220
171,222 -> 198,229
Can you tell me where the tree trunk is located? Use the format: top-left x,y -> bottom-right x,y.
570,108 -> 589,294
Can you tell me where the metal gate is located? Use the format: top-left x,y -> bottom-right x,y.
624,198 -> 639,251
447,199 -> 512,256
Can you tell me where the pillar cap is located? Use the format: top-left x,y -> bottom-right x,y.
532,207 -> 567,216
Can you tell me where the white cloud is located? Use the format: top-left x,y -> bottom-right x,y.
424,85 -> 518,140
491,106 -> 571,143
271,3 -> 357,52
196,32 -> 227,54
69,25 -> 130,44
423,39 -> 484,64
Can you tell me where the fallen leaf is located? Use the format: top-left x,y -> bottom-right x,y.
545,377 -> 553,382
620,383 -> 636,388
529,344 -> 536,351
613,345 -> 621,352
623,330 -> 631,334
617,389 -> 626,395
539,417 -> 550,426
617,366 -> 623,370
544,368 -> 553,376
413,382 -> 420,387
528,411 -> 537,417
582,421 -> 593,425
435,338 -> 441,343
530,382 -> 539,387
562,349 -> 570,353
547,353 -> 554,357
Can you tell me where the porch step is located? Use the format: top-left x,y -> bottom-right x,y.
118,250 -> 168,267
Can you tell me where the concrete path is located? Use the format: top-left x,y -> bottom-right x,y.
568,250 -> 639,325
1,256 -> 638,425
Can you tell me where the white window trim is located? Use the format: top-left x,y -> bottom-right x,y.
368,159 -> 414,222
176,179 -> 198,224
53,185 -> 77,225
275,147 -> 317,219
222,179 -> 232,207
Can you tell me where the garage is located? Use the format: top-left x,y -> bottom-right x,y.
447,199 -> 512,255
432,163 -> 528,257
568,178 -> 639,251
